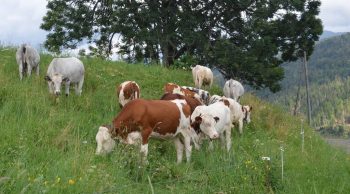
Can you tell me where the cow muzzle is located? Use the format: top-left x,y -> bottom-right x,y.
54,91 -> 60,96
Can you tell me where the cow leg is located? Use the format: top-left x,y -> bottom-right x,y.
65,81 -> 71,96
19,64 -> 23,80
183,135 -> 192,163
225,125 -> 232,151
239,119 -> 243,135
174,137 -> 184,164
220,131 -> 226,149
76,76 -> 84,95
27,65 -> 32,77
140,143 -> 149,164
36,65 -> 39,76
140,128 -> 152,164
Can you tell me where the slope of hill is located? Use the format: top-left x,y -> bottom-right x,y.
1,47 -> 350,193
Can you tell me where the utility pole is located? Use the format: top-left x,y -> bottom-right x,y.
303,51 -> 312,126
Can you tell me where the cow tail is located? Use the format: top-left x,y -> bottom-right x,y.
21,45 -> 27,73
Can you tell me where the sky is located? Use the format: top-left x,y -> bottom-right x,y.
0,0 -> 349,48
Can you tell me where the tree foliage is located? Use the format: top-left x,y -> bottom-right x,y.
41,0 -> 322,92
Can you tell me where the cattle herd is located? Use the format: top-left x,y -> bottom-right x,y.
15,44 -> 252,164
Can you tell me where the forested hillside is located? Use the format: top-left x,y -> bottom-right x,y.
263,33 -> 350,136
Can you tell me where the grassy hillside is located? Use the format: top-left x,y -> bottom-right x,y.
1,47 -> 350,193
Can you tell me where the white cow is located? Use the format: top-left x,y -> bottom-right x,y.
220,97 -> 252,135
44,57 -> 85,96
16,44 -> 40,80
191,101 -> 232,151
192,65 -> 213,89
223,79 -> 244,101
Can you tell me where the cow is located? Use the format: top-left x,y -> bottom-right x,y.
191,101 -> 232,151
191,65 -> 213,89
44,57 -> 85,96
95,99 -> 219,164
219,97 -> 252,135
16,44 -> 40,80
181,86 -> 211,105
163,83 -> 201,102
117,81 -> 140,108
223,79 -> 244,101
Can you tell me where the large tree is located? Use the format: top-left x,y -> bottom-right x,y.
41,0 -> 322,92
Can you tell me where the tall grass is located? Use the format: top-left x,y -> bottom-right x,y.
1,47 -> 349,193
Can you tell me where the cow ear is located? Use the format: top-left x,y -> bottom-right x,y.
249,106 -> 253,111
44,75 -> 51,81
195,115 -> 202,123
62,77 -> 70,82
214,116 -> 220,123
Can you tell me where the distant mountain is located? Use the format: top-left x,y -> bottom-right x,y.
319,30 -> 347,41
258,32 -> 350,134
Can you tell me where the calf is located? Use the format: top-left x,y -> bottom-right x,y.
220,97 -> 252,134
16,44 -> 40,80
223,79 -> 244,101
44,57 -> 85,96
96,99 -> 219,163
117,81 -> 140,107
191,101 -> 232,151
163,83 -> 201,102
181,86 -> 211,105
192,65 -> 213,89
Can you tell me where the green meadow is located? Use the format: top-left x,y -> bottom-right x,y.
1,47 -> 349,193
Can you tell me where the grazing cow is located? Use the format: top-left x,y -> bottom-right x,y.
44,57 -> 85,96
223,79 -> 244,101
181,86 -> 211,105
16,44 -> 40,80
163,83 -> 201,102
117,81 -> 140,108
219,97 -> 252,135
192,65 -> 213,89
95,99 -> 219,163
191,101 -> 232,151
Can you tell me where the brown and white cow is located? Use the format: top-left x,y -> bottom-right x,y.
96,99 -> 219,163
181,86 -> 211,105
163,83 -> 201,102
116,81 -> 140,108
192,65 -> 213,89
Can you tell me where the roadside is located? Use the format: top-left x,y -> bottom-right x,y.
323,137 -> 350,154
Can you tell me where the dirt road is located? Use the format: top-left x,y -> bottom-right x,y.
324,137 -> 350,154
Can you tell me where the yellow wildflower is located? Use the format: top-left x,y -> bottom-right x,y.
68,179 -> 76,185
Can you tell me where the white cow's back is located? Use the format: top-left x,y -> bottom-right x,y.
223,79 -> 244,101
47,57 -> 85,83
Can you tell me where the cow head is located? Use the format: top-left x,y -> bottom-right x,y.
191,114 -> 219,139
45,73 -> 69,96
242,105 -> 252,123
95,126 -> 116,155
